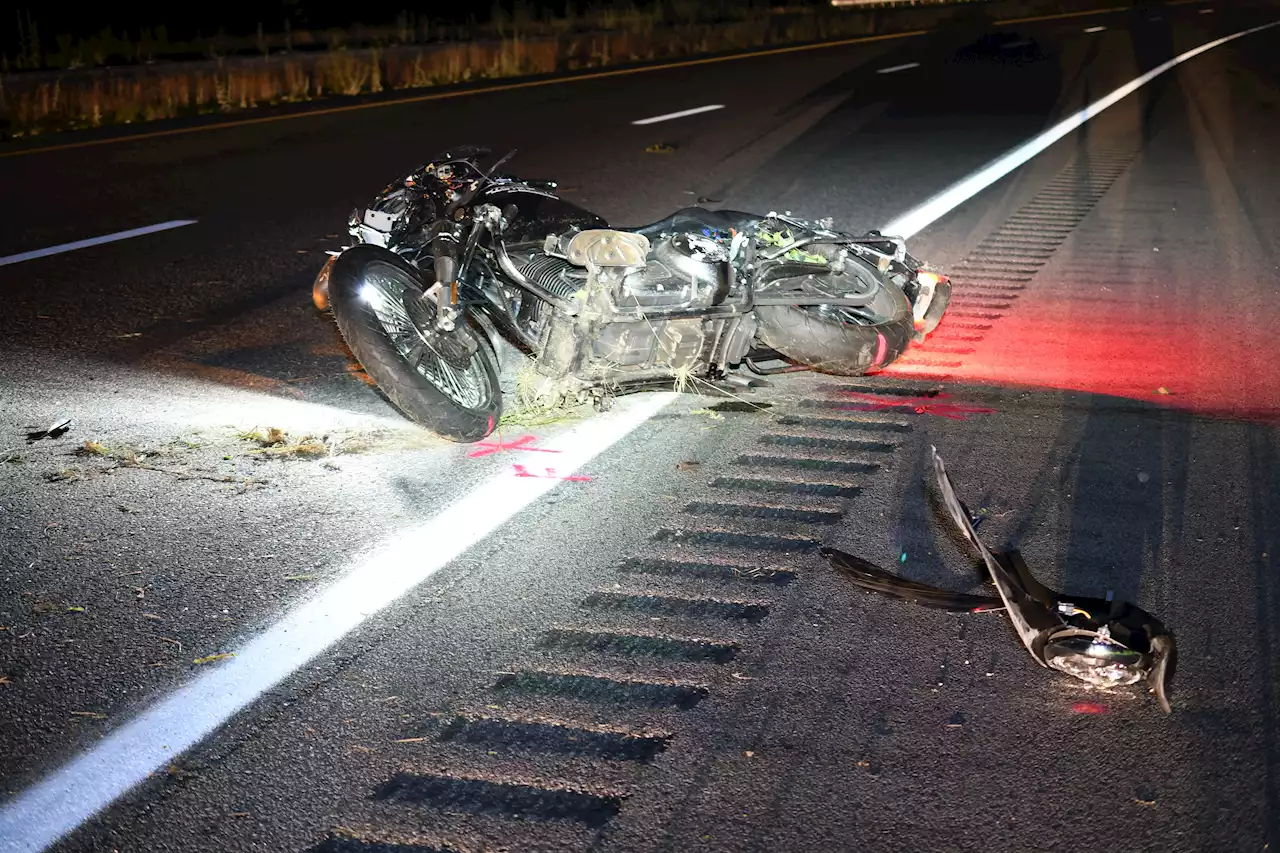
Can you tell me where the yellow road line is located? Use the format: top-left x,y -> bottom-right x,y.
0,29 -> 927,160
995,5 -> 1132,25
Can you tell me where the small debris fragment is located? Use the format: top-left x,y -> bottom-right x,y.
114,332 -> 143,338
945,711 -> 966,728
284,574 -> 316,582
394,737 -> 429,744
645,142 -> 676,154
1137,472 -> 1150,483
744,750 -> 755,758
688,408 -> 725,420
70,711 -> 107,719
1155,387 -> 1172,395
193,652 -> 235,665
676,460 -> 700,471
66,605 -> 86,613
0,675 -> 11,686
27,418 -> 72,441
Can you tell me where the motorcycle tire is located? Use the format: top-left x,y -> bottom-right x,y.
754,277 -> 914,376
328,244 -> 503,443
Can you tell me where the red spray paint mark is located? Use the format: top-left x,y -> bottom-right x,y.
839,391 -> 996,421
1071,701 -> 1108,715
511,464 -> 592,482
468,434 -> 563,458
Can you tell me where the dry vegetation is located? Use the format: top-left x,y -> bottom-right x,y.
0,0 -> 984,138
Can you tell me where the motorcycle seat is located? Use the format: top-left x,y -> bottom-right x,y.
620,207 -> 762,239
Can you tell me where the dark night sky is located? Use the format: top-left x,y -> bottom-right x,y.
15,1 -> 587,40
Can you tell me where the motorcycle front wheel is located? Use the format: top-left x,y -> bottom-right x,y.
328,244 -> 502,442
754,276 -> 914,376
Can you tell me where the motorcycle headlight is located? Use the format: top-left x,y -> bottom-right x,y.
1044,634 -> 1148,687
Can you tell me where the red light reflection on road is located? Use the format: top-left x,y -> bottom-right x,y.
1071,701 -> 1108,715
883,298 -> 1280,422
839,391 -> 996,420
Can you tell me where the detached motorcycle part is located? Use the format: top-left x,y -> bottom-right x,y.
753,271 -> 914,375
312,254 -> 337,311
328,245 -> 502,443
931,447 -> 1176,713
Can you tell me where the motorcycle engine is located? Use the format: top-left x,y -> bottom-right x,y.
521,231 -> 733,371
615,232 -> 732,310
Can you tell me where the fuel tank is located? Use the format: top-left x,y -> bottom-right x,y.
478,183 -> 608,244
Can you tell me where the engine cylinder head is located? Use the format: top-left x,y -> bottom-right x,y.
518,253 -> 579,300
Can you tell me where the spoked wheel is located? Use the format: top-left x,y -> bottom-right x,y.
327,244 -> 502,442
754,259 -> 915,376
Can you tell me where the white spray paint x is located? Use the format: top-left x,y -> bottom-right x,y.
3,18 -> 1279,853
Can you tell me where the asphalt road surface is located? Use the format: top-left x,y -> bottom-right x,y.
2,2 -> 1279,851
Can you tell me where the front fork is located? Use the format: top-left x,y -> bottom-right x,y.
422,207 -> 490,333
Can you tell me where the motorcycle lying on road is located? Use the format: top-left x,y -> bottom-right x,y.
311,146 -> 952,442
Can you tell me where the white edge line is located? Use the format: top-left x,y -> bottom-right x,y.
879,20 -> 1280,240
0,220 -> 199,267
632,104 -> 725,125
877,62 -> 921,74
0,391 -> 677,853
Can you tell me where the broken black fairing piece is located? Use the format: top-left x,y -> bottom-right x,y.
820,548 -> 1005,613
821,447 -> 1177,714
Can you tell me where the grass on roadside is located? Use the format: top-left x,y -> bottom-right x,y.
0,0 -> 951,138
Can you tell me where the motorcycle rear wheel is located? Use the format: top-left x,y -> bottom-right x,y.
754,277 -> 914,376
328,244 -> 502,443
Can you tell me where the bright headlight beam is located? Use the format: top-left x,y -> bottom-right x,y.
0,392 -> 676,853
879,20 -> 1280,240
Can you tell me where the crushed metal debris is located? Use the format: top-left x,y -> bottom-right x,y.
823,447 -> 1177,714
